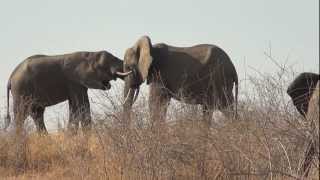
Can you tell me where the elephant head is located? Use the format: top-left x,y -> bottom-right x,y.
123,36 -> 153,107
64,51 -> 132,90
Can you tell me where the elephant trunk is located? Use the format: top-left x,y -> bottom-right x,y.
123,77 -> 135,111
123,65 -> 142,123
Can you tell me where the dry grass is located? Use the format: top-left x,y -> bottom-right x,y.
0,70 -> 319,180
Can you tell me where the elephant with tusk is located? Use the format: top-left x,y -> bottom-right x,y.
5,51 -> 131,135
122,36 -> 238,125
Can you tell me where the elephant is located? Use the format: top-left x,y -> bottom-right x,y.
5,51 -> 131,135
287,73 -> 319,177
300,81 -> 319,178
122,36 -> 238,125
303,81 -> 319,177
287,72 -> 319,116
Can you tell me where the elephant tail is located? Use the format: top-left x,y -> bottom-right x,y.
4,80 -> 11,130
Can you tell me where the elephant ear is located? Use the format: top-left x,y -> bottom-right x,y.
135,36 -> 153,82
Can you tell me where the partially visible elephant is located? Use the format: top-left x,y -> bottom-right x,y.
122,36 -> 238,125
287,72 -> 319,116
5,51 -> 131,135
301,81 -> 319,177
287,73 -> 320,177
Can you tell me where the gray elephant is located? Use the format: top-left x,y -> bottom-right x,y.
287,73 -> 319,177
122,36 -> 238,125
287,72 -> 319,116
5,51 -> 131,135
302,81 -> 319,178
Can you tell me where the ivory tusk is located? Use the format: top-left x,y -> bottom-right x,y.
123,88 -> 132,105
116,71 -> 132,76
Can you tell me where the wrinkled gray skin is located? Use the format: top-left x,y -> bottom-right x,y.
123,36 -> 238,125
5,51 -> 128,135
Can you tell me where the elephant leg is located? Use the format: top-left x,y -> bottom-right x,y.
67,88 -> 91,135
79,93 -> 91,133
13,98 -> 29,136
30,106 -> 47,135
12,98 -> 29,170
149,83 -> 170,125
67,102 -> 79,135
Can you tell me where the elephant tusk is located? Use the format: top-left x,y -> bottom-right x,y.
123,88 -> 132,105
133,87 -> 140,103
116,71 -> 132,77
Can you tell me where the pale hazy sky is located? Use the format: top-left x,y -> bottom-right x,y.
0,0 -> 319,128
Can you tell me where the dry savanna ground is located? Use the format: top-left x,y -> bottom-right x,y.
0,69 -> 319,180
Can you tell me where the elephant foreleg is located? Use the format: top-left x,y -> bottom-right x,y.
67,103 -> 80,135
68,98 -> 82,135
79,93 -> 91,133
67,88 -> 91,135
149,83 -> 170,126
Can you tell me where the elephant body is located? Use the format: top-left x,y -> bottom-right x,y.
10,55 -> 71,107
123,36 -> 238,125
150,43 -> 237,105
6,51 -> 126,134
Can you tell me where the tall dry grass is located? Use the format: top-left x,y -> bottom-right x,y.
0,68 -> 319,180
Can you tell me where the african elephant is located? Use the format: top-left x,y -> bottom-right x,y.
301,81 -> 320,177
300,81 -> 319,177
122,36 -> 238,125
5,51 -> 131,135
287,73 -> 319,177
287,72 -> 319,116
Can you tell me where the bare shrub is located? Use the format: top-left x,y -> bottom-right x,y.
0,66 -> 318,180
